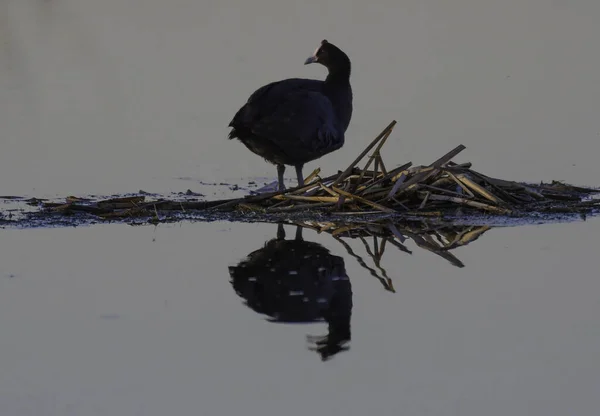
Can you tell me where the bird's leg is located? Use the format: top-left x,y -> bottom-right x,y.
277,223 -> 286,240
295,164 -> 305,188
295,225 -> 303,241
277,164 -> 286,192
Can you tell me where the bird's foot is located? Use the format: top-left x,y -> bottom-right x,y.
252,181 -> 280,194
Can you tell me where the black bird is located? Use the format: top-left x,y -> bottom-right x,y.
228,40 -> 353,191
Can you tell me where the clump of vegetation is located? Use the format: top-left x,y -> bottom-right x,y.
37,120 -> 599,222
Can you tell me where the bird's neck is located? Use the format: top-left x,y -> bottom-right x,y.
323,70 -> 353,132
323,68 -> 351,100
325,67 -> 351,86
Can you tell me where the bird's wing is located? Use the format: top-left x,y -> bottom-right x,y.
229,79 -> 323,130
250,90 -> 343,157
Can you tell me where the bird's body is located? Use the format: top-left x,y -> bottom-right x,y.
228,40 -> 353,191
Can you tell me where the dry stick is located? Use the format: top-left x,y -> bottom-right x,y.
46,203 -> 74,213
303,168 -> 321,185
273,195 -> 342,203
386,173 -> 408,199
447,161 -> 473,169
443,226 -> 491,250
436,228 -> 462,249
445,170 -> 475,197
354,125 -> 395,188
209,195 -> 270,212
264,198 -> 292,210
97,207 -> 144,219
91,196 -> 150,217
49,203 -> 109,215
377,154 -> 388,176
455,173 -> 503,204
372,157 -> 380,183
429,177 -> 458,189
210,170 -> 346,212
386,224 -> 413,254
432,229 -> 451,247
405,210 -> 442,217
330,210 -> 388,216
394,166 -> 432,181
522,186 -> 546,200
332,236 -> 395,293
354,154 -> 386,193
463,171 -> 524,190
291,221 -> 322,233
210,178 -> 324,212
387,180 -> 420,201
401,230 -> 465,268
385,236 -> 412,255
293,172 -> 343,195
418,183 -> 472,198
301,182 -> 333,197
387,144 -> 467,200
332,186 -> 396,213
332,225 -> 362,237
419,191 -> 431,209
151,199 -> 228,211
318,223 -> 337,233
465,171 -> 524,205
429,144 -> 467,168
335,122 -> 397,209
386,223 -> 406,243
420,233 -> 469,266
97,196 -> 145,208
358,162 -> 413,194
426,194 -> 512,214
358,236 -> 395,293
238,203 -> 265,212
377,236 -> 386,265
421,233 -> 447,251
304,175 -> 364,200
267,202 -> 335,213
390,197 -> 410,210
319,183 -> 340,197
332,120 -> 397,187
539,193 -> 582,202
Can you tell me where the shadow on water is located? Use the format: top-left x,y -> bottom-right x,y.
228,220 -> 494,361
229,224 -> 352,361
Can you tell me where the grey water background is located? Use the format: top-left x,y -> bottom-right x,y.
1,1 -> 600,415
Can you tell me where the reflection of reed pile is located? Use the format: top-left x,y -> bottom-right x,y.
297,220 -> 493,293
226,220 -> 492,361
37,120 -> 599,220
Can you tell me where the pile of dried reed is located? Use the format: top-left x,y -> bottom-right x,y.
38,121 -> 599,221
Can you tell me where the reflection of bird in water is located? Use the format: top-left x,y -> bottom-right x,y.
229,224 -> 352,360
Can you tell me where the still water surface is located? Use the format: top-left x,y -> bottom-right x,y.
1,220 -> 600,415
2,1 -> 600,415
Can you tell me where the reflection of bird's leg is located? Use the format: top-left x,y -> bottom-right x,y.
277,164 -> 286,192
295,164 -> 304,188
277,223 -> 286,240
295,225 -> 303,241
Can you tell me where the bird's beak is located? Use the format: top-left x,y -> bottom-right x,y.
304,55 -> 318,65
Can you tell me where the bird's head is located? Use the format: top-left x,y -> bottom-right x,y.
304,40 -> 350,75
